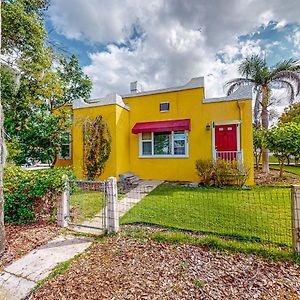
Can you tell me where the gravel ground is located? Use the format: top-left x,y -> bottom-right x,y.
29,235 -> 300,300
0,223 -> 60,268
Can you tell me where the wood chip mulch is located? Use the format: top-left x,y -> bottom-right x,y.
29,235 -> 300,300
0,223 -> 60,268
255,169 -> 300,185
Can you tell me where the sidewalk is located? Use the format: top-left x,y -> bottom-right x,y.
0,235 -> 93,300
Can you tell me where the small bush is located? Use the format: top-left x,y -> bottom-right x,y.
195,159 -> 249,187
4,165 -> 75,224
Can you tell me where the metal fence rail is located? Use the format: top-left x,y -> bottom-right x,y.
58,177 -> 300,253
118,182 -> 293,248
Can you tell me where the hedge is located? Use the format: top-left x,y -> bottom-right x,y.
3,165 -> 75,224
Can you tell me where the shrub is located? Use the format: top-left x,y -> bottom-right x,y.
4,165 -> 75,224
195,160 -> 214,185
195,159 -> 249,187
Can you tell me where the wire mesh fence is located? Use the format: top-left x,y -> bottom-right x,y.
118,182 -> 293,249
67,180 -> 106,232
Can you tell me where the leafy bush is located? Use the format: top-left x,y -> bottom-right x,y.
195,159 -> 249,187
4,165 -> 75,224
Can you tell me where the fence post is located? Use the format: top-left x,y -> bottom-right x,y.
106,177 -> 119,233
57,175 -> 69,228
291,185 -> 300,253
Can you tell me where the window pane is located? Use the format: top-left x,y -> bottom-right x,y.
142,141 -> 152,155
160,102 -> 170,112
142,132 -> 152,140
174,140 -> 185,155
154,132 -> 171,155
60,144 -> 70,159
174,131 -> 185,140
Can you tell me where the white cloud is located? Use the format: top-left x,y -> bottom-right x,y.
49,0 -> 300,98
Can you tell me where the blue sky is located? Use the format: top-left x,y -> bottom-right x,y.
46,0 -> 300,105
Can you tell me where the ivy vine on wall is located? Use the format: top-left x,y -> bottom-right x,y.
83,116 -> 111,180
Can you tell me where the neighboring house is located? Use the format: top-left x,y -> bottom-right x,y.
56,77 -> 254,185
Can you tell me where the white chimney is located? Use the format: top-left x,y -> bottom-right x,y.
130,81 -> 143,93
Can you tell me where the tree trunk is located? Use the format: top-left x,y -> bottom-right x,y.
0,0 -> 5,255
0,2 -> 7,254
261,85 -> 269,174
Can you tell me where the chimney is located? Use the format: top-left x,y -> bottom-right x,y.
130,81 -> 143,93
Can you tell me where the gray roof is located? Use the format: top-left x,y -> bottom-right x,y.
122,77 -> 204,98
203,85 -> 253,103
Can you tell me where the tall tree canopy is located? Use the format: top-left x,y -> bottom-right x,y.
1,0 -> 92,166
225,55 -> 300,173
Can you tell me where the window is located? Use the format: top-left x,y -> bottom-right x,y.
160,102 -> 170,112
140,131 -> 188,157
59,131 -> 71,160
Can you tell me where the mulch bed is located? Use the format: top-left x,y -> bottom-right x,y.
29,235 -> 300,300
255,169 -> 300,185
0,223 -> 60,269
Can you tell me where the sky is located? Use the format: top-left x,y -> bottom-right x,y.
46,0 -> 300,108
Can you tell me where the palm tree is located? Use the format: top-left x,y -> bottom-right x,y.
225,55 -> 300,173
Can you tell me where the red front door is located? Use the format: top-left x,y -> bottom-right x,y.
215,124 -> 237,160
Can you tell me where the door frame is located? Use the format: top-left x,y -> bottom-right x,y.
212,120 -> 241,159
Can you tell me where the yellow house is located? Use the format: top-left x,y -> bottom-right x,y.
56,77 -> 254,185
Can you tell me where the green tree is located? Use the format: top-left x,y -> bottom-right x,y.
266,123 -> 300,177
280,102 -> 300,124
253,126 -> 266,171
225,55 -> 300,174
54,54 -> 92,110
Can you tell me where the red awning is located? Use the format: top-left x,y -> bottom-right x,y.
132,119 -> 191,134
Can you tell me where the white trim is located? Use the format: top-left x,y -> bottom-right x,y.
139,130 -> 189,158
58,131 -> 72,160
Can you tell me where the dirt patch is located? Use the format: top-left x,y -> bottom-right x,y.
255,169 -> 300,185
0,223 -> 60,268
29,235 -> 300,300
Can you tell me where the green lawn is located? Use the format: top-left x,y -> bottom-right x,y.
270,165 -> 300,176
121,185 -> 292,247
70,190 -> 103,223
268,155 -> 296,164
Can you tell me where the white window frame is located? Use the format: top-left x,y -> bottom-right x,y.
139,130 -> 189,158
59,131 -> 72,160
160,102 -> 170,112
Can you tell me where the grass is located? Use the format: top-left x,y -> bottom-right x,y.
70,190 -> 103,223
270,165 -> 300,176
268,155 -> 296,164
121,184 -> 292,247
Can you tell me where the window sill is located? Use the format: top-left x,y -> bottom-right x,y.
139,155 -> 189,159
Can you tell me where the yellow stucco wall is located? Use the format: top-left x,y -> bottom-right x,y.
71,105 -> 122,180
123,87 -> 254,184
55,86 -> 254,185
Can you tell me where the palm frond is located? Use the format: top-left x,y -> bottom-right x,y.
271,79 -> 295,103
271,71 -> 300,95
272,58 -> 300,73
238,55 -> 268,78
224,78 -> 254,95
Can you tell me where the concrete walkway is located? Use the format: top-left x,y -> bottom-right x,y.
0,235 -> 93,300
71,180 -> 163,235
